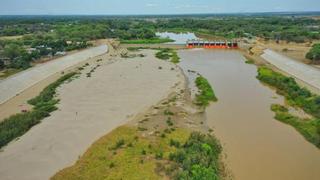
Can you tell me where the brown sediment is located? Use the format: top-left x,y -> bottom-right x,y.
0,47 -> 187,180
178,49 -> 320,180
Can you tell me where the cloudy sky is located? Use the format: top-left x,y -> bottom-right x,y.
0,0 -> 319,15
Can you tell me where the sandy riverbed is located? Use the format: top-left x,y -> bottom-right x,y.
0,49 -> 184,180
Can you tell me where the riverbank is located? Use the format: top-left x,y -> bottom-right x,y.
52,75 -> 225,180
0,41 -> 115,121
0,48 -> 185,180
179,49 -> 320,180
257,66 -> 320,148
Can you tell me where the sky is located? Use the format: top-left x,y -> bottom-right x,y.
0,0 -> 319,15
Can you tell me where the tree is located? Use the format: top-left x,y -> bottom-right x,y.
0,60 -> 4,69
306,44 -> 320,62
3,44 -> 25,60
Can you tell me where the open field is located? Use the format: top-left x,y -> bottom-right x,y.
0,49 -> 184,180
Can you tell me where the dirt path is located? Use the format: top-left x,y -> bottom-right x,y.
0,50 -> 184,180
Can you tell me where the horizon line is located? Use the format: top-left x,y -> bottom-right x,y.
0,10 -> 320,16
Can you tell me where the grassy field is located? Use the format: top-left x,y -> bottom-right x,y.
0,72 -> 77,148
52,126 -> 190,180
52,125 -> 222,180
120,38 -> 174,44
257,67 -> 320,148
195,76 -> 218,107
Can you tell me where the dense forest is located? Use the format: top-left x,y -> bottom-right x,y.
0,15 -> 320,70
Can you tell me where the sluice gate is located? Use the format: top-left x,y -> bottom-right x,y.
186,40 -> 238,49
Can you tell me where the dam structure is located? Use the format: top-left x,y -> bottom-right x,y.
186,40 -> 238,49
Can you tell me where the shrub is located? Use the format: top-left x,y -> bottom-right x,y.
306,44 -> 320,62
257,67 -> 320,118
194,76 -> 218,106
155,48 -> 180,64
169,132 -> 222,179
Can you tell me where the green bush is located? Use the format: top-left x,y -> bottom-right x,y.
0,72 -> 76,148
155,48 -> 180,64
306,44 -> 320,62
257,67 -> 320,118
169,132 -> 222,180
195,76 -> 218,107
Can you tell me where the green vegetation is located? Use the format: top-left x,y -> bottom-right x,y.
0,72 -> 76,148
195,76 -> 218,107
257,67 -> 320,147
156,17 -> 320,42
52,126 -> 222,180
52,126 -> 190,180
257,67 -> 320,118
0,68 -> 22,79
306,43 -> 320,62
271,104 -> 320,147
155,48 -> 180,64
120,38 -> 173,44
245,58 -> 255,64
1,15 -> 319,72
169,132 -> 222,179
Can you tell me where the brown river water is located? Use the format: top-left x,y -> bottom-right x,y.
178,49 -> 320,180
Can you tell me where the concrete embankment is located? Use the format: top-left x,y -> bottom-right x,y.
261,49 -> 320,92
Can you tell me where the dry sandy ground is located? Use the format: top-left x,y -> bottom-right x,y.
0,46 -> 110,121
0,50 -> 183,180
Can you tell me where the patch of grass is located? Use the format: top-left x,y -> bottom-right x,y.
164,109 -> 174,116
52,126 -> 191,180
121,38 -> 173,44
155,48 -> 180,64
194,76 -> 218,107
245,58 -> 255,64
271,104 -> 320,148
0,68 -> 22,79
166,117 -> 174,126
0,72 -> 77,148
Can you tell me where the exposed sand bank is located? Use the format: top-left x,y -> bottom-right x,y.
0,45 -> 108,105
0,49 -> 184,180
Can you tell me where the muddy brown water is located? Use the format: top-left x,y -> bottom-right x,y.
178,49 -> 320,180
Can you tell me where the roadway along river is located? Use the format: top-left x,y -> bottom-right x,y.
0,45 -> 108,105
179,49 -> 320,180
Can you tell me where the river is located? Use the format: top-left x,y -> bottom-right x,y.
178,49 -> 320,180
156,32 -> 198,44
